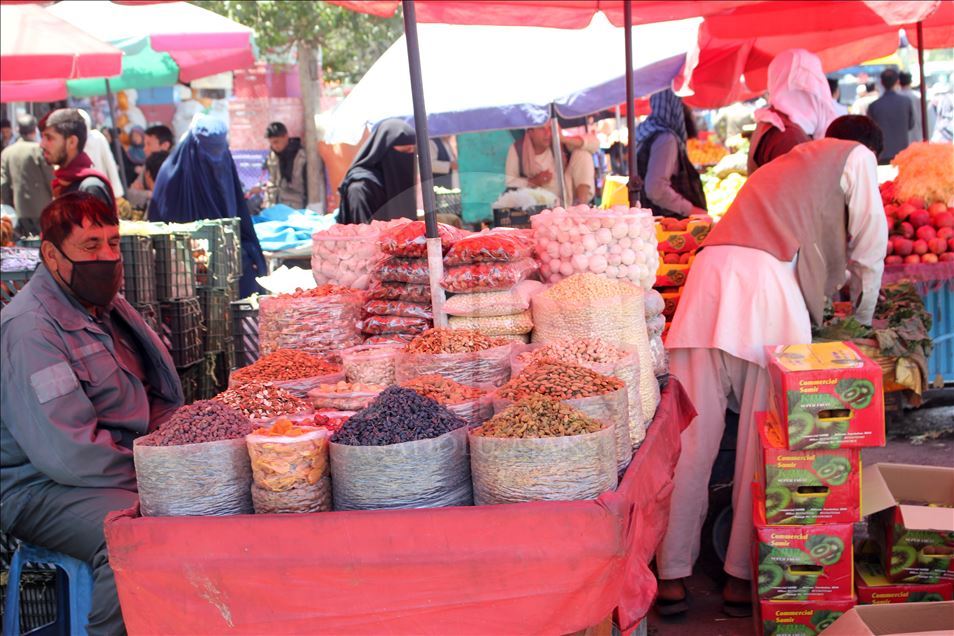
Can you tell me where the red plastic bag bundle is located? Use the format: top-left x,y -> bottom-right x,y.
444,230 -> 534,266
364,334 -> 416,346
441,258 -> 538,294
364,299 -> 433,320
379,221 -> 465,258
366,282 -> 431,304
370,256 -> 430,285
358,315 -> 431,336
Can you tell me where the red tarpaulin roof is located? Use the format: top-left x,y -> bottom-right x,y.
0,3 -> 122,82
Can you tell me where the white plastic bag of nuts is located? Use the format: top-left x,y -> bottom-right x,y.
246,426 -> 331,514
340,344 -> 402,385
395,344 -> 514,388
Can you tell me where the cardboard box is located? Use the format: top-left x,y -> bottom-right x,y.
767,342 -> 886,450
655,257 -> 693,287
823,600 -> 954,635
864,464 -> 954,584
654,216 -> 712,254
754,484 -> 854,601
661,290 -> 681,320
757,412 -> 861,525
759,599 -> 856,635
856,559 -> 954,604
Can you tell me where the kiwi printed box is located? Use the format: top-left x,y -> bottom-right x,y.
863,464 -> 954,585
757,412 -> 861,525
759,599 -> 856,636
766,342 -> 885,450
855,559 -> 954,604
754,484 -> 854,601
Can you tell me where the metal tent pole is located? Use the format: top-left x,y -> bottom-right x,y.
104,79 -> 128,191
402,0 -> 446,325
623,0 -> 639,205
550,103 -> 567,206
916,21 -> 929,142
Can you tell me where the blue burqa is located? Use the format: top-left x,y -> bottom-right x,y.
149,116 -> 267,297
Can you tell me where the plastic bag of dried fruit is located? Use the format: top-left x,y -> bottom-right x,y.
363,299 -> 433,320
444,280 -> 542,318
259,290 -> 364,358
378,220 -> 466,258
329,427 -> 472,510
340,344 -> 402,385
510,341 -> 646,450
443,229 -> 534,266
370,256 -> 431,285
307,382 -> 386,411
448,311 -> 533,336
469,405 -> 617,505
441,258 -> 538,294
245,422 -> 331,514
366,282 -> 431,304
395,343 -> 513,388
358,315 -> 431,336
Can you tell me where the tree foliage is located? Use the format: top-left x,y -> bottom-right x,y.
192,1 -> 403,84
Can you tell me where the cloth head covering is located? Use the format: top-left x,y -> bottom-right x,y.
149,115 -> 266,296
338,119 -> 416,224
636,89 -> 688,148
755,49 -> 839,138
127,125 -> 146,164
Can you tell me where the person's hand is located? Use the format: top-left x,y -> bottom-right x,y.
562,136 -> 583,151
247,185 -> 263,196
689,206 -> 708,217
528,170 -> 553,188
450,160 -> 459,171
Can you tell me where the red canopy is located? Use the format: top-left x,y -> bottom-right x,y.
0,3 -> 122,82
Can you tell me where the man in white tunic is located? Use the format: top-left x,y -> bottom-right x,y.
656,115 -> 888,617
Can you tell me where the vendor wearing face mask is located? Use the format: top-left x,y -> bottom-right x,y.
0,192 -> 182,636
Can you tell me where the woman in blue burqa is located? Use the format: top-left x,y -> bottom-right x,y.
149,115 -> 267,296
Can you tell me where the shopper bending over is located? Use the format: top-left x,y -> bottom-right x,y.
749,49 -> 838,174
635,89 -> 707,217
1,193 -> 183,635
656,116 -> 887,618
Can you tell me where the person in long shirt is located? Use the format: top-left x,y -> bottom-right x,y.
149,115 -> 266,297
0,114 -> 53,236
1,193 -> 182,635
505,123 -> 598,205
338,119 -> 418,224
635,89 -> 708,217
749,49 -> 839,174
867,68 -> 914,164
655,115 -> 888,618
898,72 -> 924,143
40,109 -> 115,211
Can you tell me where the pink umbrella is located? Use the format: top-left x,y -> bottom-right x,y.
0,3 -> 122,82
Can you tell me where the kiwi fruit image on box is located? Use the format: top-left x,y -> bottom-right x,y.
806,535 -> 845,566
813,455 -> 851,486
835,378 -> 875,409
890,544 -> 919,575
811,610 -> 845,631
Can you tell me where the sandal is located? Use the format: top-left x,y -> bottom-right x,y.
655,579 -> 689,616
722,599 -> 753,618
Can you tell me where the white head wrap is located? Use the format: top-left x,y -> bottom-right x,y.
755,49 -> 839,138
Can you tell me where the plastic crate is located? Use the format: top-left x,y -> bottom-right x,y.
230,299 -> 259,369
177,359 -> 204,405
160,298 -> 203,367
191,221 -> 236,290
199,287 -> 233,353
924,284 -> 954,385
152,232 -> 195,301
492,205 -> 546,229
199,350 -> 230,400
120,235 -> 157,305
0,268 -> 35,306
132,302 -> 160,334
0,570 -> 59,633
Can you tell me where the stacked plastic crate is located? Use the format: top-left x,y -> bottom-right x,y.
119,236 -> 159,332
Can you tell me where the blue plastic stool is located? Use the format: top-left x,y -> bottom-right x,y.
2,543 -> 93,636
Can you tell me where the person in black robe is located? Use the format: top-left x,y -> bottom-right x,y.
338,119 -> 417,224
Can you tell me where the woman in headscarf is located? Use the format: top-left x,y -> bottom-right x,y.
337,119 -> 417,224
635,89 -> 708,218
149,115 -> 267,297
748,49 -> 839,174
127,126 -> 146,165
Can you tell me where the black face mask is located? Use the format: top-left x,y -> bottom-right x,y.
56,246 -> 123,308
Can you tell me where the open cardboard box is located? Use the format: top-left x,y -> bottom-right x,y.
823,600 -> 954,635
864,464 -> 954,584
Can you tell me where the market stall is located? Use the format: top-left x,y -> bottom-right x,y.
104,379 -> 694,635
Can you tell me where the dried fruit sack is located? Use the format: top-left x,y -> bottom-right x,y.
768,342 -> 885,449
758,413 -> 861,526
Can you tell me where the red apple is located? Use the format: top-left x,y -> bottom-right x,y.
906,196 -> 926,209
933,212 -> 953,229
885,203 -> 898,215
893,237 -> 914,256
905,254 -> 922,264
938,227 -> 954,240
922,253 -> 939,264
900,222 -> 915,238
886,240 -> 894,255
949,237 -> 954,252
929,237 -> 947,254
663,253 -> 680,264
885,255 -> 904,264
914,239 -> 929,255
940,253 -> 954,262
928,202 -> 947,216
910,210 -> 932,228
917,225 -> 937,242
897,203 -> 916,220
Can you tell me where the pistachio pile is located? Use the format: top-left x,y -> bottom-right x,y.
475,395 -> 604,438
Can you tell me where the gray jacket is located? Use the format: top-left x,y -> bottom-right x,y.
0,139 -> 53,221
0,265 -> 183,530
265,146 -> 308,209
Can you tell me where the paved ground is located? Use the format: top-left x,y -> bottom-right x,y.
647,395 -> 954,636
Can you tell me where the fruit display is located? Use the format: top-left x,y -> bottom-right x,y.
855,554 -> 954,604
759,599 -> 855,636
758,413 -> 861,525
687,138 -> 729,167
766,342 -> 886,450
701,170 -> 746,220
311,218 -> 411,289
880,171 -> 954,266
890,142 -> 954,210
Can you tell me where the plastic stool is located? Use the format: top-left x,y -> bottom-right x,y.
2,543 -> 93,636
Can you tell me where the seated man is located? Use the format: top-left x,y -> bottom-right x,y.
263,121 -> 307,209
1,192 -> 183,635
505,124 -> 598,205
